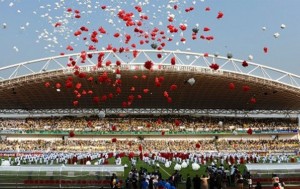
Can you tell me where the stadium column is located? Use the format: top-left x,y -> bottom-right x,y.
298,114 -> 300,141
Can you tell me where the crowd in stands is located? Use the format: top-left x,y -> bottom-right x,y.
0,139 -> 215,152
0,139 -> 298,154
216,139 -> 299,153
0,116 -> 298,133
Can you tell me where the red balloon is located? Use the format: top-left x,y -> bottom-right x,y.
69,131 -> 75,138
242,60 -> 248,67
55,83 -> 61,89
247,128 -> 253,135
93,96 -> 100,103
243,85 -> 250,92
229,83 -> 235,90
133,50 -> 138,58
217,11 -> 224,19
170,84 -> 177,91
203,27 -> 210,32
44,82 -> 50,88
209,63 -> 219,70
144,60 -> 153,70
171,57 -> 176,65
175,119 -> 181,126
250,97 -> 256,104
98,26 -> 106,34
75,83 -> 82,90
179,24 -> 187,31
108,93 -> 114,99
73,101 -> 79,106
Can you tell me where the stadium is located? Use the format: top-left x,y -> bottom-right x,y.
0,50 -> 299,189
1,1 -> 300,189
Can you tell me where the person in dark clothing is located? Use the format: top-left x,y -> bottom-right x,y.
110,173 -> 117,189
216,172 -> 223,189
131,176 -> 138,189
209,173 -> 215,189
125,177 -> 132,189
149,176 -> 154,189
186,174 -> 192,189
255,181 -> 262,189
193,174 -> 201,189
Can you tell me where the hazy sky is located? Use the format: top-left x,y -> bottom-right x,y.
0,0 -> 299,75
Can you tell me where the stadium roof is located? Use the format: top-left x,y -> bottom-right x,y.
0,50 -> 300,115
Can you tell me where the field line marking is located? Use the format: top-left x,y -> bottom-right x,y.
159,165 -> 171,177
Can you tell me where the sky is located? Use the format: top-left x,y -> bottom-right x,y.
0,0 -> 299,75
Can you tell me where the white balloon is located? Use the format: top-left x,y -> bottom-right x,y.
181,161 -> 188,168
187,78 -> 195,86
262,26 -> 267,31
2,23 -> 7,29
98,111 -> 106,118
271,135 -> 276,140
218,121 -> 223,127
273,32 -> 280,38
192,162 -> 200,171
248,55 -> 253,60
174,163 -> 182,171
1,160 -> 10,166
165,161 -> 171,168
86,161 -> 91,165
280,24 -> 286,29
116,74 -> 121,79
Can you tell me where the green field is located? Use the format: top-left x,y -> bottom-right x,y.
107,157 -> 246,179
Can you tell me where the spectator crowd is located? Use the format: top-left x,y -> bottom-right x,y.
0,116 -> 298,133
0,139 -> 298,154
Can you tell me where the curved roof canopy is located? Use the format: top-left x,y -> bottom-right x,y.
0,50 -> 299,114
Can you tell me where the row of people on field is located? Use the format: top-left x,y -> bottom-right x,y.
0,149 -> 296,167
